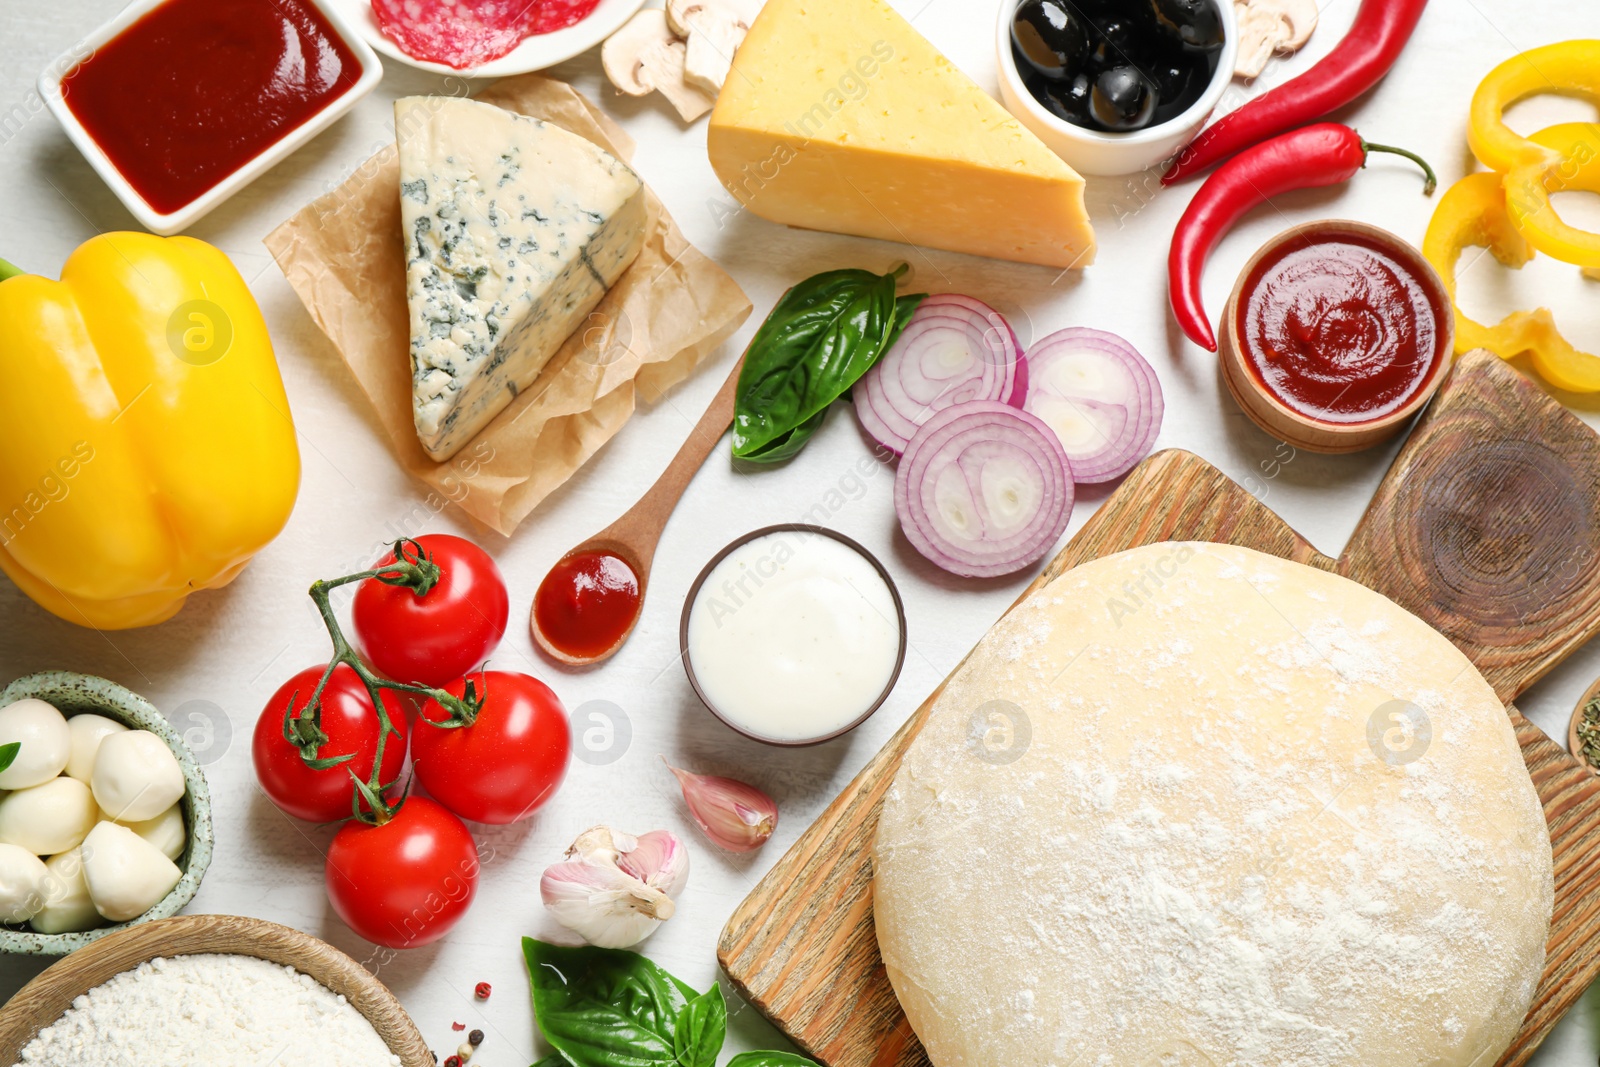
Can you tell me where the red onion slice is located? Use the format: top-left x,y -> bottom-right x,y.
1023,328 -> 1164,484
894,401 -> 1073,578
856,295 -> 1027,456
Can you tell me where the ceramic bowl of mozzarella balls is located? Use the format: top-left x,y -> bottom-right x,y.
0,672 -> 213,955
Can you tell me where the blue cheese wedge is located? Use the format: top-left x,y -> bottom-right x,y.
395,96 -> 648,462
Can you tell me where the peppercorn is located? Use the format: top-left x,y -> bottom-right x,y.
474,982 -> 491,1000
443,1057 -> 461,1067
469,1030 -> 485,1047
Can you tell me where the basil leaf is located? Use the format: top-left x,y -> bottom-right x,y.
672,986 -> 726,1067
739,408 -> 828,464
887,292 -> 927,352
0,742 -> 17,776
532,1056 -> 572,1067
726,1054 -> 818,1067
733,264 -> 919,461
523,939 -> 697,1067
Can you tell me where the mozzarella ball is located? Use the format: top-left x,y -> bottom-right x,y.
0,777 -> 98,855
90,730 -> 184,823
0,843 -> 50,923
81,821 -> 182,922
30,848 -> 103,934
65,714 -> 127,783
122,803 -> 186,862
0,698 -> 71,789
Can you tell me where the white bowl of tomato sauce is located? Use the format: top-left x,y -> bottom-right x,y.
38,0 -> 382,235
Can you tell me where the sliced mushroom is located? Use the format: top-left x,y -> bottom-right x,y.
1233,0 -> 1318,80
665,0 -> 764,95
602,9 -> 716,122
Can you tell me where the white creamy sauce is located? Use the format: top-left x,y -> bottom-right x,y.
687,531 -> 901,742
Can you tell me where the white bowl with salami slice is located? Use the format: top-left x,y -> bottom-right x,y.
333,0 -> 646,76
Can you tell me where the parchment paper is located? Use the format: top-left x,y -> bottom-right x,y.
264,75 -> 751,536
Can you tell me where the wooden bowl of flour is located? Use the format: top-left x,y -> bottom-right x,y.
0,915 -> 431,1065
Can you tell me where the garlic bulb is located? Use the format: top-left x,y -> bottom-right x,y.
540,826 -> 689,948
664,761 -> 777,852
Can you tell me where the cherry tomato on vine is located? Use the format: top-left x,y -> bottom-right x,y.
412,670 -> 571,825
352,534 -> 509,689
253,665 -> 409,823
325,796 -> 478,948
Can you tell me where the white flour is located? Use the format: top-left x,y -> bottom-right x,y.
14,953 -> 401,1067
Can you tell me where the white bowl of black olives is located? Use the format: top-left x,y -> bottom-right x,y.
996,0 -> 1238,176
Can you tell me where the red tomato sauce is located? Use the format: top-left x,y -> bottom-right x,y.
61,0 -> 362,215
534,551 -> 642,661
1236,232 -> 1446,424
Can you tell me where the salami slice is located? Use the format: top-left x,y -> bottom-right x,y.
528,0 -> 602,33
372,0 -> 599,70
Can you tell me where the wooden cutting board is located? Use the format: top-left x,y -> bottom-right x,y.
717,351 -> 1600,1067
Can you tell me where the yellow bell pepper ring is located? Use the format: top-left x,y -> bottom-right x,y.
1423,172 -> 1600,394
0,232 -> 302,630
1502,122 -> 1600,271
1468,40 -> 1600,174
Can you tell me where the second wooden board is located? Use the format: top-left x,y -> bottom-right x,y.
718,353 -> 1600,1067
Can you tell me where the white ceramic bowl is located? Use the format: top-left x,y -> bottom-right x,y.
329,0 -> 646,78
38,0 -> 382,236
995,0 -> 1240,177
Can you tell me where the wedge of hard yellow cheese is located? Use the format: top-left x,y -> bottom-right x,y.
707,0 -> 1095,269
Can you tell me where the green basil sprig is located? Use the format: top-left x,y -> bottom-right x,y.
523,939 -> 816,1067
732,264 -> 926,463
0,742 -> 17,775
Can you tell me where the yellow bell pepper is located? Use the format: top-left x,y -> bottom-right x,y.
1502,123 -> 1600,272
1468,41 -> 1600,174
1423,172 -> 1600,394
0,232 -> 301,629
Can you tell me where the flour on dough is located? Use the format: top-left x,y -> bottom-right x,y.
874,542 -> 1551,1067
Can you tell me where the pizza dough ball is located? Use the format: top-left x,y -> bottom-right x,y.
875,543 -> 1552,1067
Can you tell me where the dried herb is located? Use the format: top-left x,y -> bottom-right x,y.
1578,695 -> 1600,769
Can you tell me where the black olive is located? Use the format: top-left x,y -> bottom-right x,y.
1011,0 -> 1090,80
1090,65 -> 1158,131
1149,55 -> 1202,107
1147,0 -> 1224,53
1032,69 -> 1094,123
1087,15 -> 1143,68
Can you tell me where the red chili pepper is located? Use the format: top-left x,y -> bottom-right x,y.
1162,0 -> 1431,185
1167,123 -> 1436,352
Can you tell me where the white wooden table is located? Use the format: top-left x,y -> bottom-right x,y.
4,0 -> 1600,1062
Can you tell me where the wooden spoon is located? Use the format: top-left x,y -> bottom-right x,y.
531,353 -> 745,666
1567,675 -> 1600,775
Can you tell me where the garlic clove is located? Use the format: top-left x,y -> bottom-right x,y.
619,828 -> 691,898
663,761 -> 778,853
541,825 -> 690,949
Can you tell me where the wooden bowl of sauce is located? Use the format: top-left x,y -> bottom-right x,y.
1219,220 -> 1454,454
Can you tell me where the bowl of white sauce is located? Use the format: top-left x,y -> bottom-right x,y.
680,525 -> 907,746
